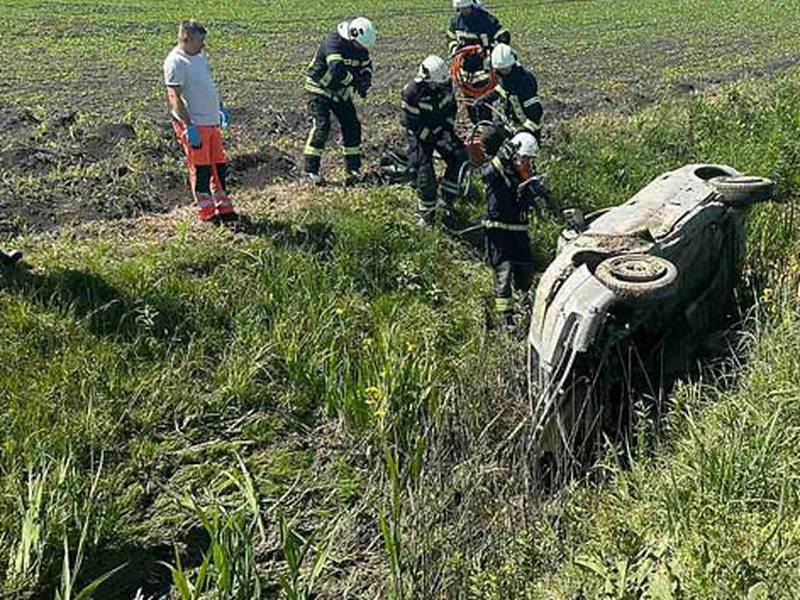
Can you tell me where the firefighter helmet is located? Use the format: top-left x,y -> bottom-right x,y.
511,132 -> 539,158
339,17 -> 377,48
491,43 -> 518,70
418,55 -> 449,84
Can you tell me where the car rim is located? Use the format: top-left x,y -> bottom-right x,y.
607,256 -> 668,283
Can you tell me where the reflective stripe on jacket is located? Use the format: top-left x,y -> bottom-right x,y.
401,80 -> 458,140
306,31 -> 372,99
481,156 -> 531,228
496,65 -> 542,135
447,8 -> 510,54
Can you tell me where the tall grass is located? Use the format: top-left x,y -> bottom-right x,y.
1,69 -> 799,598
449,72 -> 800,598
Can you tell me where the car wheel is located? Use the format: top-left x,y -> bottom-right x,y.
711,175 -> 774,206
595,254 -> 678,301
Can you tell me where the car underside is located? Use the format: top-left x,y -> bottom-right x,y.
527,164 -> 774,479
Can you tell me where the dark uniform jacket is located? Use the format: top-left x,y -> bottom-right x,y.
483,157 -> 531,228
401,80 -> 458,143
305,31 -> 372,100
447,8 -> 510,54
482,156 -> 533,263
495,65 -> 542,138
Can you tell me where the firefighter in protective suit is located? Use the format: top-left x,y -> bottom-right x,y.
303,17 -> 376,185
482,44 -> 543,158
447,0 -> 510,55
447,0 -> 510,124
402,55 -> 468,226
482,131 -> 539,327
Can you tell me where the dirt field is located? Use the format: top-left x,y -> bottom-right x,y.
3,0 -> 800,234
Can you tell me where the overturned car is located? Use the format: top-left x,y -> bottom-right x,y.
528,164 -> 774,473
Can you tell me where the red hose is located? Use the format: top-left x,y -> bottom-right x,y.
450,45 -> 497,99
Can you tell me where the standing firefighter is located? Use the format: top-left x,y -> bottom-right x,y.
482,44 -> 543,157
482,132 -> 539,328
402,56 -> 468,226
448,0 -> 510,124
303,18 -> 376,185
163,20 -> 236,223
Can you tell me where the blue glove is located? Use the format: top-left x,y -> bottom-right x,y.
185,125 -> 202,149
219,106 -> 230,129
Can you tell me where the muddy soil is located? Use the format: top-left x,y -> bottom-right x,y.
0,103 -> 297,237
3,41 -> 799,238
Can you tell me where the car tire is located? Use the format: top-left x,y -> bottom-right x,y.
711,175 -> 774,206
595,254 -> 678,301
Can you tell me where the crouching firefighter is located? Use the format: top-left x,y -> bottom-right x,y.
482,44 -> 543,158
482,132 -> 540,328
303,17 -> 376,185
402,55 -> 468,226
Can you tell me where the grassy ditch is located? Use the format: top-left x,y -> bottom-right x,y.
0,72 -> 799,598
0,184 -> 495,597
456,73 -> 800,598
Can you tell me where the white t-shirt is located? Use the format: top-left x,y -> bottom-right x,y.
163,46 -> 220,126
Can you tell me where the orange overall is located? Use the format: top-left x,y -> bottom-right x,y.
172,121 -> 234,221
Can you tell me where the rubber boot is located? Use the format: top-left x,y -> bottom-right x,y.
214,193 -> 238,223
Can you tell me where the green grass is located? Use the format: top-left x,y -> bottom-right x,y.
0,184 -> 495,597
5,0 -> 800,117
2,68 -> 799,597
446,72 -> 800,599
2,1 -> 800,598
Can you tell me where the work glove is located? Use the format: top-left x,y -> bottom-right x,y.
219,106 -> 230,129
356,80 -> 370,98
185,125 -> 202,149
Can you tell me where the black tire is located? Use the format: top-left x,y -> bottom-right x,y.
711,175 -> 774,206
595,254 -> 678,301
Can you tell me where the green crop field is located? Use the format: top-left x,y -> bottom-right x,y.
4,0 -> 800,233
1,1 -> 800,598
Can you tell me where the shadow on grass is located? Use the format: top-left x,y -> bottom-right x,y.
39,527 -> 212,600
0,263 -> 219,343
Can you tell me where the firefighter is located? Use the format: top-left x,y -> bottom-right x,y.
303,17 -> 376,185
447,0 -> 510,124
448,0 -> 510,58
482,131 -> 539,328
163,20 -> 236,223
0,249 -> 22,266
402,55 -> 468,226
482,44 -> 543,158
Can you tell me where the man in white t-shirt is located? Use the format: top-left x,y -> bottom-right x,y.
163,20 -> 236,222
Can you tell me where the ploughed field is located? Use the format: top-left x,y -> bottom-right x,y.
2,0 -> 800,234
2,1 -> 800,599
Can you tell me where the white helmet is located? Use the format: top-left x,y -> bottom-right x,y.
338,17 -> 377,48
510,132 -> 539,158
452,0 -> 479,8
491,44 -> 518,70
418,55 -> 449,84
